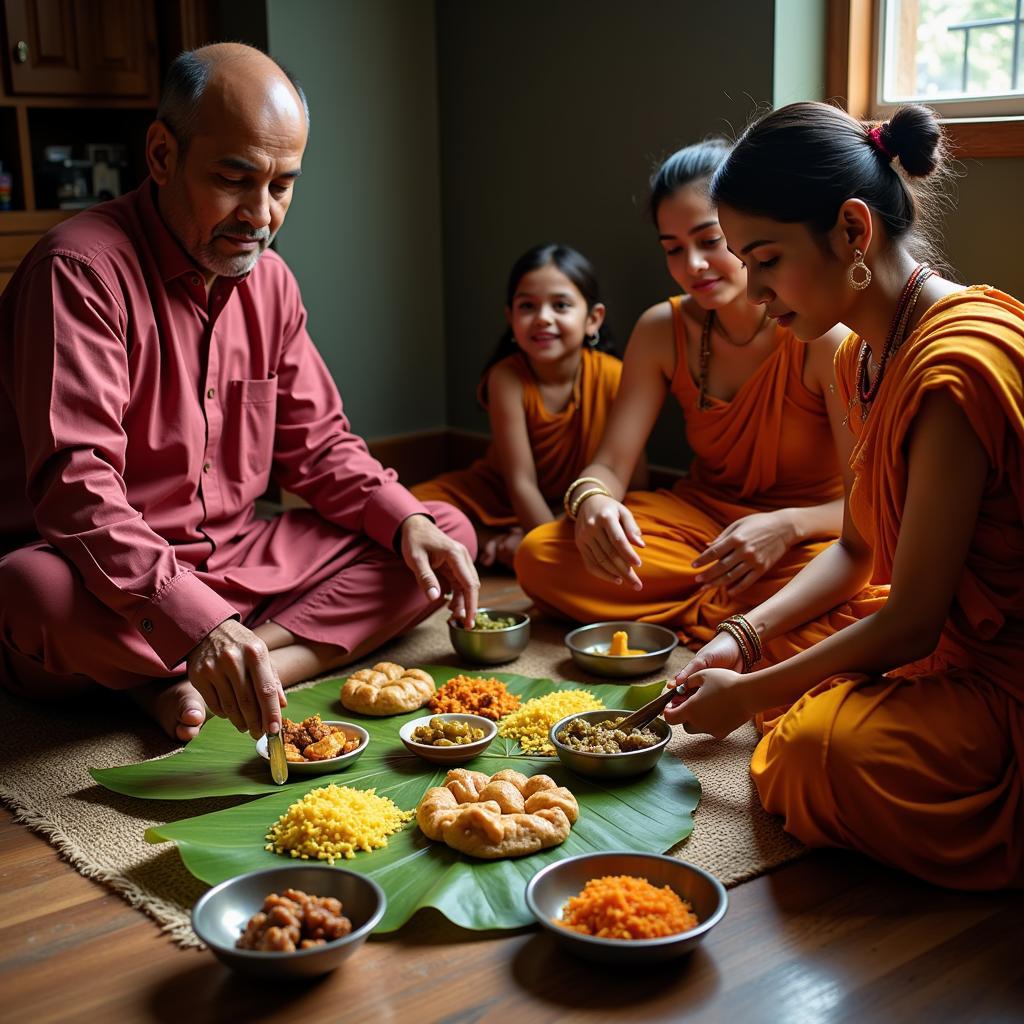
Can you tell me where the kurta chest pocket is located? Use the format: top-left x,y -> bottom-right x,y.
223,376 -> 278,482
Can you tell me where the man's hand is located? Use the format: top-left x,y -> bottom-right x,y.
399,514 -> 479,627
186,619 -> 287,739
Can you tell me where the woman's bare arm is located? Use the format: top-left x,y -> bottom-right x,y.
739,389 -> 988,712
568,302 -> 675,585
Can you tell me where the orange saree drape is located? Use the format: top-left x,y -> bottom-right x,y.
412,347 -> 621,527
752,287 -> 1024,889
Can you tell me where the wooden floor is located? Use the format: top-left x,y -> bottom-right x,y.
2,574 -> 1022,1024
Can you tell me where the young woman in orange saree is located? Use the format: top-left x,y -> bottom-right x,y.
668,102 -> 1024,889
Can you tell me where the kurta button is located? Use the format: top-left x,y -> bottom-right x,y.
141,618 -> 153,632
191,276 -> 201,287
207,388 -> 215,399
203,462 -> 211,473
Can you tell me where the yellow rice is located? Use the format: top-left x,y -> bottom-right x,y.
264,783 -> 413,864
498,689 -> 604,755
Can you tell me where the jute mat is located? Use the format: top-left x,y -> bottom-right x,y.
0,606 -> 803,947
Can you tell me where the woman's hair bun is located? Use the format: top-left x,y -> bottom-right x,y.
879,104 -> 943,177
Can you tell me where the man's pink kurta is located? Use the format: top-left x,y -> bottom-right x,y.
0,181 -> 469,689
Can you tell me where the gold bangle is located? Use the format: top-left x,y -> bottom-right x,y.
725,613 -> 763,664
568,486 -> 609,520
715,620 -> 753,673
563,476 -> 609,517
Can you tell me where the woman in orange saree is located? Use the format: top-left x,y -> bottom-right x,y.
515,140 -> 877,659
669,101 -> 1023,889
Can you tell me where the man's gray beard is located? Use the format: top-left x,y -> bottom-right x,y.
194,240 -> 267,278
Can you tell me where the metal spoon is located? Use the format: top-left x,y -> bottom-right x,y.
266,727 -> 289,785
614,684 -> 687,733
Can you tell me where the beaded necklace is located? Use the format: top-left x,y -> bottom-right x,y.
697,308 -> 770,411
851,263 -> 933,422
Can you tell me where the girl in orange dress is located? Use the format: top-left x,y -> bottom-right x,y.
667,102 -> 1024,889
515,142 -> 870,660
413,244 -> 629,568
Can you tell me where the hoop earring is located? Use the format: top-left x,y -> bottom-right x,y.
586,329 -> 600,348
848,248 -> 872,291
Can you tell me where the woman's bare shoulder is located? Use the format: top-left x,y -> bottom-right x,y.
486,357 -> 526,401
626,298 -> 682,365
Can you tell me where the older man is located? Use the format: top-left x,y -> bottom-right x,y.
0,44 -> 477,743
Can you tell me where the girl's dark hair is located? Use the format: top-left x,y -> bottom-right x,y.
710,102 -> 953,269
480,243 -> 617,386
648,137 -> 733,223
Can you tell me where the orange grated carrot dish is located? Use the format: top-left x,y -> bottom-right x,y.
557,874 -> 699,940
428,675 -> 522,720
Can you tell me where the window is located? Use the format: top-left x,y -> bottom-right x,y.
878,0 -> 1024,117
828,0 -> 1024,157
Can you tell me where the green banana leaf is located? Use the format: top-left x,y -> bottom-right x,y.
91,669 -> 670,799
93,669 -> 701,932
145,752 -> 700,932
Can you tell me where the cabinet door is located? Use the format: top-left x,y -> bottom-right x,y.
5,0 -> 157,98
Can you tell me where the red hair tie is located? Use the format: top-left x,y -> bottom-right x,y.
869,124 -> 893,159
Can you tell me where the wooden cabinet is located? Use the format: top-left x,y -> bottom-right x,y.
0,0 -> 167,288
4,0 -> 158,98
0,0 -> 267,291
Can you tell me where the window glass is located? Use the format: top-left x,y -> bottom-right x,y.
880,0 -> 1023,110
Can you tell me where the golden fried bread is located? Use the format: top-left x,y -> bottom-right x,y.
340,662 -> 435,716
304,731 -> 346,761
416,767 -> 579,860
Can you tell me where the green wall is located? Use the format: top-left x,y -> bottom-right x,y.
941,158 -> 1024,294
266,0 -> 447,439
773,0 -> 826,106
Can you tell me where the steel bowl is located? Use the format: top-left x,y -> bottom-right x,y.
255,721 -> 369,775
525,851 -> 727,963
448,607 -> 531,664
564,620 -> 678,678
191,864 -> 386,978
398,712 -> 498,765
549,709 -> 670,779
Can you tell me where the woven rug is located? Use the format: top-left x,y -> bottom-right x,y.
0,605 -> 803,947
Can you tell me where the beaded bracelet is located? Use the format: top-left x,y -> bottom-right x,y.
568,486 -> 610,520
715,620 -> 753,673
562,476 -> 609,518
724,612 -> 763,664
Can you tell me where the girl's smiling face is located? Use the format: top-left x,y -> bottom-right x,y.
506,263 -> 604,365
716,203 -> 851,341
655,183 -> 747,308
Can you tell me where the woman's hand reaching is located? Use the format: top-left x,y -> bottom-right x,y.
692,510 -> 797,597
673,631 -> 745,688
574,493 -> 645,589
662,667 -> 750,739
664,631 -> 757,738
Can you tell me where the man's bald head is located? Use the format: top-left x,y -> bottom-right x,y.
147,42 -> 308,283
156,43 -> 309,153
